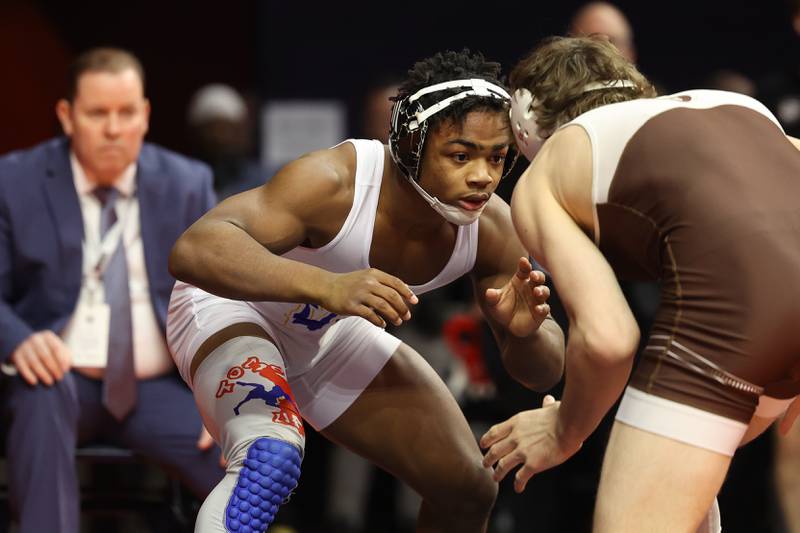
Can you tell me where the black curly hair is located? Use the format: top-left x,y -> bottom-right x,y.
395,48 -> 510,131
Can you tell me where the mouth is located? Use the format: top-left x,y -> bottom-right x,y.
457,195 -> 490,211
100,145 -> 125,153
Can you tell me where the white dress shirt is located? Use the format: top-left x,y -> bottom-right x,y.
63,153 -> 173,379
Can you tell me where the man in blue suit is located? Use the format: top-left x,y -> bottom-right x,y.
0,47 -> 223,532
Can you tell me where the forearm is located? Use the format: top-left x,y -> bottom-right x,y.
169,218 -> 332,303
500,317 -> 565,391
556,328 -> 634,446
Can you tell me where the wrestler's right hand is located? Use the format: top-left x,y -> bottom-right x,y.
322,268 -> 418,328
9,330 -> 72,386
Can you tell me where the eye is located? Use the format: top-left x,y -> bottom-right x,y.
490,154 -> 506,165
451,153 -> 468,163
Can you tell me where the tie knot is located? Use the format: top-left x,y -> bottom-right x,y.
93,186 -> 119,206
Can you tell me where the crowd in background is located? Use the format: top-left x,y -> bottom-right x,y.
1,1 -> 799,532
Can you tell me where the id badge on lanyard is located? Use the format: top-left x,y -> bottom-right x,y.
64,198 -> 132,368
67,273 -> 111,367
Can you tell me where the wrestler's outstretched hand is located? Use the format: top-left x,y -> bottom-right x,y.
323,268 -> 418,328
481,395 -> 582,493
484,257 -> 550,338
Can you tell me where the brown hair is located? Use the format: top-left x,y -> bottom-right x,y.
66,47 -> 145,101
509,36 -> 656,138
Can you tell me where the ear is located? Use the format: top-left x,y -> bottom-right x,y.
55,99 -> 74,136
142,98 -> 151,136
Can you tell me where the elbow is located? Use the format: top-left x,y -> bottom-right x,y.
578,319 -> 640,366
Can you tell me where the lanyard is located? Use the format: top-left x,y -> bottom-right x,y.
82,192 -> 136,287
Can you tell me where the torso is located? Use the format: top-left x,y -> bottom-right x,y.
369,181 -> 457,285
282,139 -> 478,295
542,90 -> 800,403
546,89 -> 792,281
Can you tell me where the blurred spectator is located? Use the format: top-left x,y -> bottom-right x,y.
0,47 -> 223,533
705,69 -> 756,96
187,83 -> 269,199
569,1 -> 636,63
358,76 -> 402,143
758,0 -> 800,137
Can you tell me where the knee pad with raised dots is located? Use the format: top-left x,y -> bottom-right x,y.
192,336 -> 306,533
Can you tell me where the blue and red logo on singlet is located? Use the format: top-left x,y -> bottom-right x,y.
284,304 -> 339,331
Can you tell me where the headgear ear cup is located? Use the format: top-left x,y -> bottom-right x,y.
509,88 -> 541,161
509,79 -> 638,159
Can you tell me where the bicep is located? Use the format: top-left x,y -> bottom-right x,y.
208,184 -> 307,255
199,155 -> 341,255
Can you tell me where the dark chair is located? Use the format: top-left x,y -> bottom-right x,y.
0,377 -> 198,533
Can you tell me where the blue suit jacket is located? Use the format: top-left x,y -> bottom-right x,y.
0,137 -> 216,362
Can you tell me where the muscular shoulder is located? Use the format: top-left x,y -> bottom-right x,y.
526,126 -> 593,227
0,138 -> 61,178
262,141 -> 357,229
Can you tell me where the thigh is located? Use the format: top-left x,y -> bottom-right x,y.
594,421 -> 731,533
116,374 -> 224,495
320,342 -> 486,500
5,371 -> 104,443
118,374 -> 207,453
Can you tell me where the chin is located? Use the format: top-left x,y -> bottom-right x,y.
95,163 -> 130,184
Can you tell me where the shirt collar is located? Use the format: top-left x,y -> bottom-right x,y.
70,152 -> 137,198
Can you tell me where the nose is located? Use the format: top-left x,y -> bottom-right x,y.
104,113 -> 121,138
466,160 -> 494,188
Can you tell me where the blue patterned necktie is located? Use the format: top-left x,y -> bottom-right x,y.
93,186 -> 137,420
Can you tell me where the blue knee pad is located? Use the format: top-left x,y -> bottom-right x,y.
225,438 -> 302,532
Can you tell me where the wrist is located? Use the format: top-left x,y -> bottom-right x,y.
305,268 -> 336,306
554,411 -> 585,451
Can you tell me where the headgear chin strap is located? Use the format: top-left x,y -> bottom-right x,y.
510,79 -> 637,160
388,78 -> 518,225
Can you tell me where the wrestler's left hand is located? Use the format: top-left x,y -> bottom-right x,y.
197,425 -> 227,467
484,257 -> 550,338
480,395 -> 581,493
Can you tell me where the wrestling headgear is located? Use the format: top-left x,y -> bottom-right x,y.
389,78 -> 518,225
510,79 -> 637,160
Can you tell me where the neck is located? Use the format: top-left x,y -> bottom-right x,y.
381,159 -> 452,235
73,156 -> 121,188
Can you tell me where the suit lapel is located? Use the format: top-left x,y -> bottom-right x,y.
43,140 -> 84,262
136,146 -> 171,329
137,146 -> 166,284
